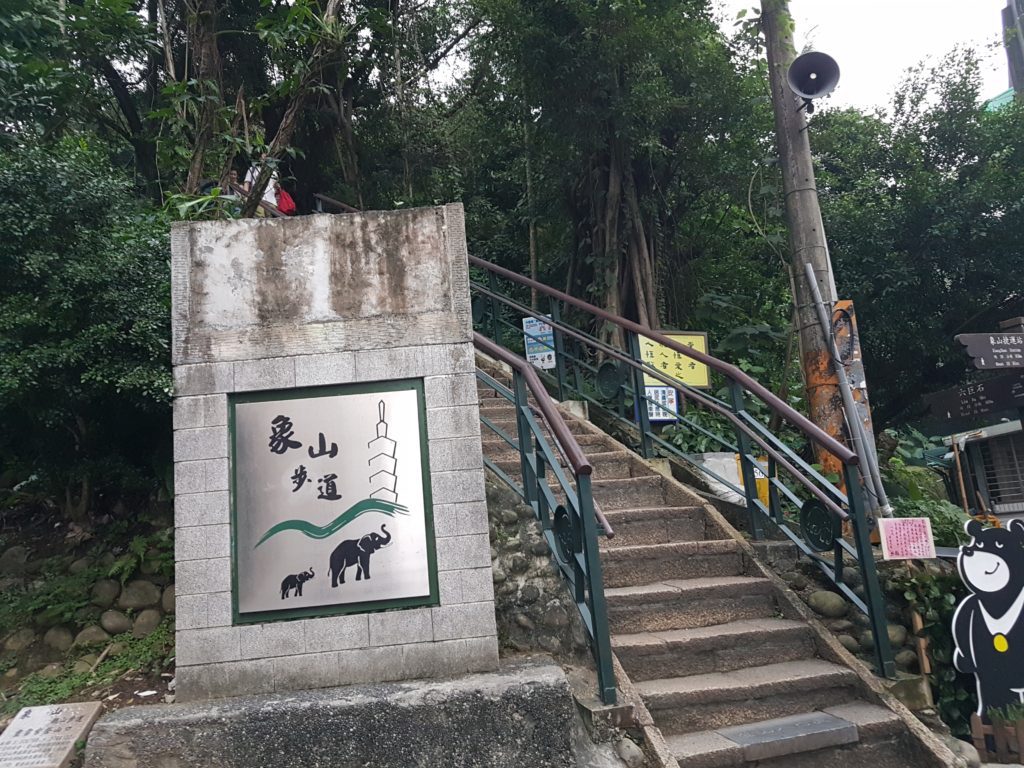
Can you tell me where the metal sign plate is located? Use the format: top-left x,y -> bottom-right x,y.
957,332 -> 1024,370
924,372 -> 1024,423
231,380 -> 436,620
522,315 -> 556,370
639,332 -> 711,388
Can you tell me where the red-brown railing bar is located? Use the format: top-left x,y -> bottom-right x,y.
313,193 -> 361,213
227,182 -> 287,218
474,333 -> 615,537
469,256 -> 858,467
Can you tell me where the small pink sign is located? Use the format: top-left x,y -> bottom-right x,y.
878,517 -> 937,560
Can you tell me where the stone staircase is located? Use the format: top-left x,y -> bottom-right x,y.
476,377 -> 942,768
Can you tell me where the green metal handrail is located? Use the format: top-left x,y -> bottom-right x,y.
469,256 -> 896,679
474,333 -> 617,704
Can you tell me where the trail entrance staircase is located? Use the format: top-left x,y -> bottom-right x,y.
468,258 -> 953,767
477,368 -> 936,767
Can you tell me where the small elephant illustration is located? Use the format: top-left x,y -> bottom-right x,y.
328,524 -> 392,587
280,567 -> 315,599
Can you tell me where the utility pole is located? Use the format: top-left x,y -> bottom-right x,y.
760,0 -> 846,479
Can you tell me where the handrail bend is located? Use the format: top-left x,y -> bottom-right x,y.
475,333 -> 592,476
227,181 -> 287,218
469,255 -> 857,466
474,333 -> 615,539
313,193 -> 361,213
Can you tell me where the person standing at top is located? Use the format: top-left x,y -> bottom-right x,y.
244,153 -> 278,213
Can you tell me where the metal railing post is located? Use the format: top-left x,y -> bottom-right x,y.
729,381 -> 766,540
843,463 -> 896,678
766,456 -> 781,525
627,331 -> 654,459
488,271 -> 502,346
577,473 -> 617,705
513,372 -> 535,506
550,300 -> 568,402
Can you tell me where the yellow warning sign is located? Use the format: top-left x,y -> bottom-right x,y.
639,332 -> 710,388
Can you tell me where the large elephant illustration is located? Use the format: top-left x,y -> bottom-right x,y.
328,524 -> 392,587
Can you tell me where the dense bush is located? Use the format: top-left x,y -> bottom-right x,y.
0,141 -> 171,520
895,566 -> 974,737
892,497 -> 971,549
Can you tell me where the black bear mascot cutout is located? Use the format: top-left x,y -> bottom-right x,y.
953,519 -> 1024,718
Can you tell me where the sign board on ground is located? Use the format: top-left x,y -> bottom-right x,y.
956,332 -> 1024,370
878,517 -> 936,560
639,332 -> 710,388
645,386 -> 679,422
0,702 -> 103,768
522,316 -> 556,370
231,380 -> 437,621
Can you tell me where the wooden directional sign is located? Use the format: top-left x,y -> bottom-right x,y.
924,372 -> 1024,421
956,332 -> 1024,370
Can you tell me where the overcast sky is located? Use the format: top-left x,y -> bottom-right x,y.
715,0 -> 1011,111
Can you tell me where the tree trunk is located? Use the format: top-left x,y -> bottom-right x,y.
97,60 -> 159,196
218,86 -> 245,187
184,0 -> 224,195
524,116 -> 538,309
242,0 -> 345,216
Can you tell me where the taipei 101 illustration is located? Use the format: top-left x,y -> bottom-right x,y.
368,400 -> 399,503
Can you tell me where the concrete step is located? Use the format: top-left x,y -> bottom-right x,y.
598,506 -> 707,547
605,576 -> 778,634
613,618 -> 816,682
637,659 -> 860,734
601,540 -> 744,588
481,432 -> 615,461
480,415 -> 591,438
590,476 -> 676,510
666,702 -> 903,768
587,451 -> 661,479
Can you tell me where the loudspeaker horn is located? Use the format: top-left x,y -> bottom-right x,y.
787,51 -> 840,102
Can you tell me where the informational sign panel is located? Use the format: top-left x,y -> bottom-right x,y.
522,316 -> 556,370
645,386 -> 679,423
924,373 -> 1024,422
878,517 -> 936,560
957,332 -> 1024,370
231,380 -> 436,620
0,702 -> 102,768
639,332 -> 710,388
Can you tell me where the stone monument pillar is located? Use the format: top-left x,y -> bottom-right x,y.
170,205 -> 497,701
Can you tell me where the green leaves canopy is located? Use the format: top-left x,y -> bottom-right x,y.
0,141 -> 171,515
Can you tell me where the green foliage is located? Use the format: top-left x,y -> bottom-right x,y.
0,564 -> 103,635
661,409 -> 733,456
0,140 -> 171,518
2,618 -> 175,716
892,497 -> 970,548
988,703 -> 1024,723
895,567 -> 973,736
107,528 -> 175,584
887,426 -> 942,464
0,0 -> 78,142
815,49 -> 1024,424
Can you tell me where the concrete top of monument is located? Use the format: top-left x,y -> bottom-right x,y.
170,203 -> 470,365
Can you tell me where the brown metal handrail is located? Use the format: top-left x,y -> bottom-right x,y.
313,193 -> 361,214
469,255 -> 858,467
474,332 -> 615,538
227,181 -> 287,218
